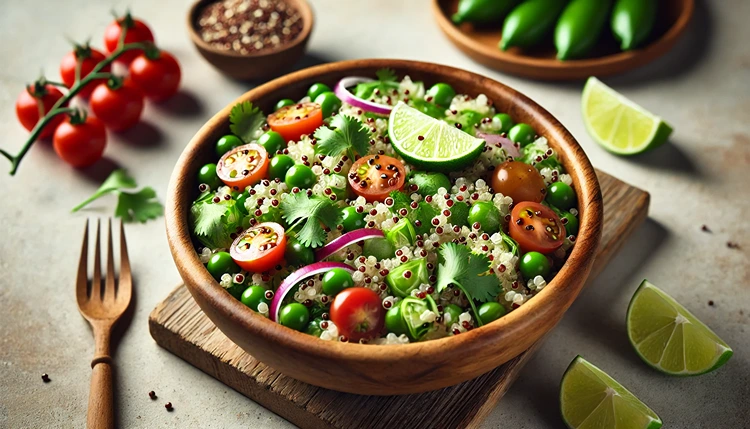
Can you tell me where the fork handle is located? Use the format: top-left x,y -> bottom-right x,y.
87,357 -> 114,429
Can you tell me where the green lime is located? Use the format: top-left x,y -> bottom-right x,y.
627,280 -> 733,376
561,356 -> 662,429
388,102 -> 485,172
582,77 -> 672,155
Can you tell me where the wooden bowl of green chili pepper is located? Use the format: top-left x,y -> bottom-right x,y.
434,0 -> 694,80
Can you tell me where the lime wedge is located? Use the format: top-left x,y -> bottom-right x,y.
561,356 -> 662,429
582,77 -> 672,155
627,280 -> 733,376
388,101 -> 485,171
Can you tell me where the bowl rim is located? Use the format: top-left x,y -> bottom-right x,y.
186,0 -> 314,59
166,58 -> 603,365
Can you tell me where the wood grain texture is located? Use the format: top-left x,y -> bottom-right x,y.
151,170 -> 648,429
432,0 -> 694,80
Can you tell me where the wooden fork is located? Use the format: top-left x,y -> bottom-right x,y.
76,219 -> 132,429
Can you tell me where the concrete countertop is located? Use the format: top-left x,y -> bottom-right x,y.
1,0 -> 748,427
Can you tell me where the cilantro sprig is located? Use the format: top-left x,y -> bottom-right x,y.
72,169 -> 163,223
190,191 -> 243,249
436,242 -> 501,326
354,67 -> 400,99
313,115 -> 370,159
280,192 -> 341,248
230,101 -> 265,143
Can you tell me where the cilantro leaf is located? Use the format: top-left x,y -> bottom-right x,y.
376,68 -> 397,82
72,169 -> 137,212
388,190 -> 411,214
313,115 -> 370,158
280,192 -> 340,248
407,201 -> 439,235
190,197 -> 243,249
354,69 -> 399,99
115,187 -> 163,223
229,101 -> 265,143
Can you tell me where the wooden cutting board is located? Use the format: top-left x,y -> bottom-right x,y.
149,169 -> 649,429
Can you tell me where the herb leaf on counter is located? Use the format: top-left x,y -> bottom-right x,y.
281,192 -> 341,248
72,169 -> 164,223
313,115 -> 370,159
230,101 -> 265,143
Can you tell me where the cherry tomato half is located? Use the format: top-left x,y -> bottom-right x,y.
217,143 -> 269,191
129,50 -> 181,102
53,115 -> 107,168
267,102 -> 323,142
230,222 -> 286,273
59,45 -> 111,99
490,160 -> 546,204
15,84 -> 65,139
329,287 -> 385,342
90,79 -> 145,132
348,155 -> 406,202
509,202 -> 565,254
103,14 -> 155,64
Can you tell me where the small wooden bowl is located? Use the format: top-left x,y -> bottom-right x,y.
187,0 -> 314,81
433,0 -> 694,80
166,59 -> 603,395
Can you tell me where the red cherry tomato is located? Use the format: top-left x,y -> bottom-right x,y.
330,287 -> 385,342
490,160 -> 546,204
90,79 -> 145,132
59,45 -> 111,99
103,14 -> 155,64
15,84 -> 65,139
217,144 -> 270,190
348,155 -> 406,202
509,202 -> 565,254
53,115 -> 107,168
267,102 -> 324,142
129,51 -> 181,102
230,222 -> 287,273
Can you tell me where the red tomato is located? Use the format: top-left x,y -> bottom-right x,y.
129,51 -> 181,102
490,160 -> 546,204
59,45 -> 111,99
348,155 -> 406,202
217,144 -> 269,190
90,79 -> 145,132
330,287 -> 385,342
509,202 -> 565,254
267,102 -> 323,142
230,223 -> 286,273
53,115 -> 107,168
15,84 -> 65,139
103,14 -> 155,64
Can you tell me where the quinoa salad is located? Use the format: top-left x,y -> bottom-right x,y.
189,70 -> 579,344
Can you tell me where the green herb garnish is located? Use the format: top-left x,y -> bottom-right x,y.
408,201 -> 439,236
229,101 -> 265,143
190,192 -> 243,249
280,192 -> 341,248
72,169 -> 163,223
313,115 -> 370,159
354,68 -> 400,99
376,67 -> 398,83
388,190 -> 412,214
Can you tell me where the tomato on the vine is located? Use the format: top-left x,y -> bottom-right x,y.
53,114 -> 107,168
129,50 -> 181,102
217,143 -> 269,190
15,83 -> 65,139
229,222 -> 287,273
103,12 -> 155,64
509,202 -> 565,254
267,102 -> 323,142
330,287 -> 385,342
90,78 -> 144,132
348,154 -> 406,202
59,44 -> 110,99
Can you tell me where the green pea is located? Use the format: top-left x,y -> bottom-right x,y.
426,83 -> 456,107
198,163 -> 221,190
279,303 -> 310,331
492,113 -> 515,134
562,212 -> 579,236
216,135 -> 243,157
519,251 -> 551,280
314,91 -> 342,118
285,239 -> 314,267
322,268 -> 354,296
240,286 -> 270,311
305,318 -> 324,337
285,164 -> 316,189
206,252 -> 240,281
409,172 -> 452,197
307,83 -> 331,101
385,306 -> 408,336
508,123 -> 536,147
341,206 -> 366,232
268,154 -> 295,180
443,304 -> 464,326
258,131 -> 286,155
546,182 -> 577,211
275,98 -> 295,111
468,201 -> 501,234
478,302 -> 507,324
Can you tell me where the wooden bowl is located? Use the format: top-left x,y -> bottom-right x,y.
186,0 -> 313,81
433,0 -> 694,80
165,59 -> 603,395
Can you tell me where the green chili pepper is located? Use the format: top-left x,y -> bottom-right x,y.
385,259 -> 429,298
555,0 -> 612,60
611,0 -> 657,50
400,296 -> 438,341
500,0 -> 569,51
452,0 -> 520,25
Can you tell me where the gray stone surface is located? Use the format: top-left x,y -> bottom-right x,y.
1,0 -> 748,427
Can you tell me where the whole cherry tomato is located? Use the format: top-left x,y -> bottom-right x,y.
329,287 -> 385,342
103,12 -> 155,65
15,82 -> 65,139
129,50 -> 181,102
90,78 -> 145,132
53,114 -> 107,168
59,44 -> 111,99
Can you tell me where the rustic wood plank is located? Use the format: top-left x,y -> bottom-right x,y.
149,170 -> 649,429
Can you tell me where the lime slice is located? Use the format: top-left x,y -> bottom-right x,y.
388,101 -> 485,171
627,280 -> 733,376
582,77 -> 673,155
561,356 -> 662,429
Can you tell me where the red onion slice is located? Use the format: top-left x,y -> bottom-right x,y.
270,262 -> 354,322
334,77 -> 394,116
315,228 -> 385,261
476,131 -> 522,159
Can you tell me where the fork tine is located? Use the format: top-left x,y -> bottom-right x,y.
91,219 -> 102,301
104,218 -> 116,302
76,219 -> 90,305
117,221 -> 132,305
